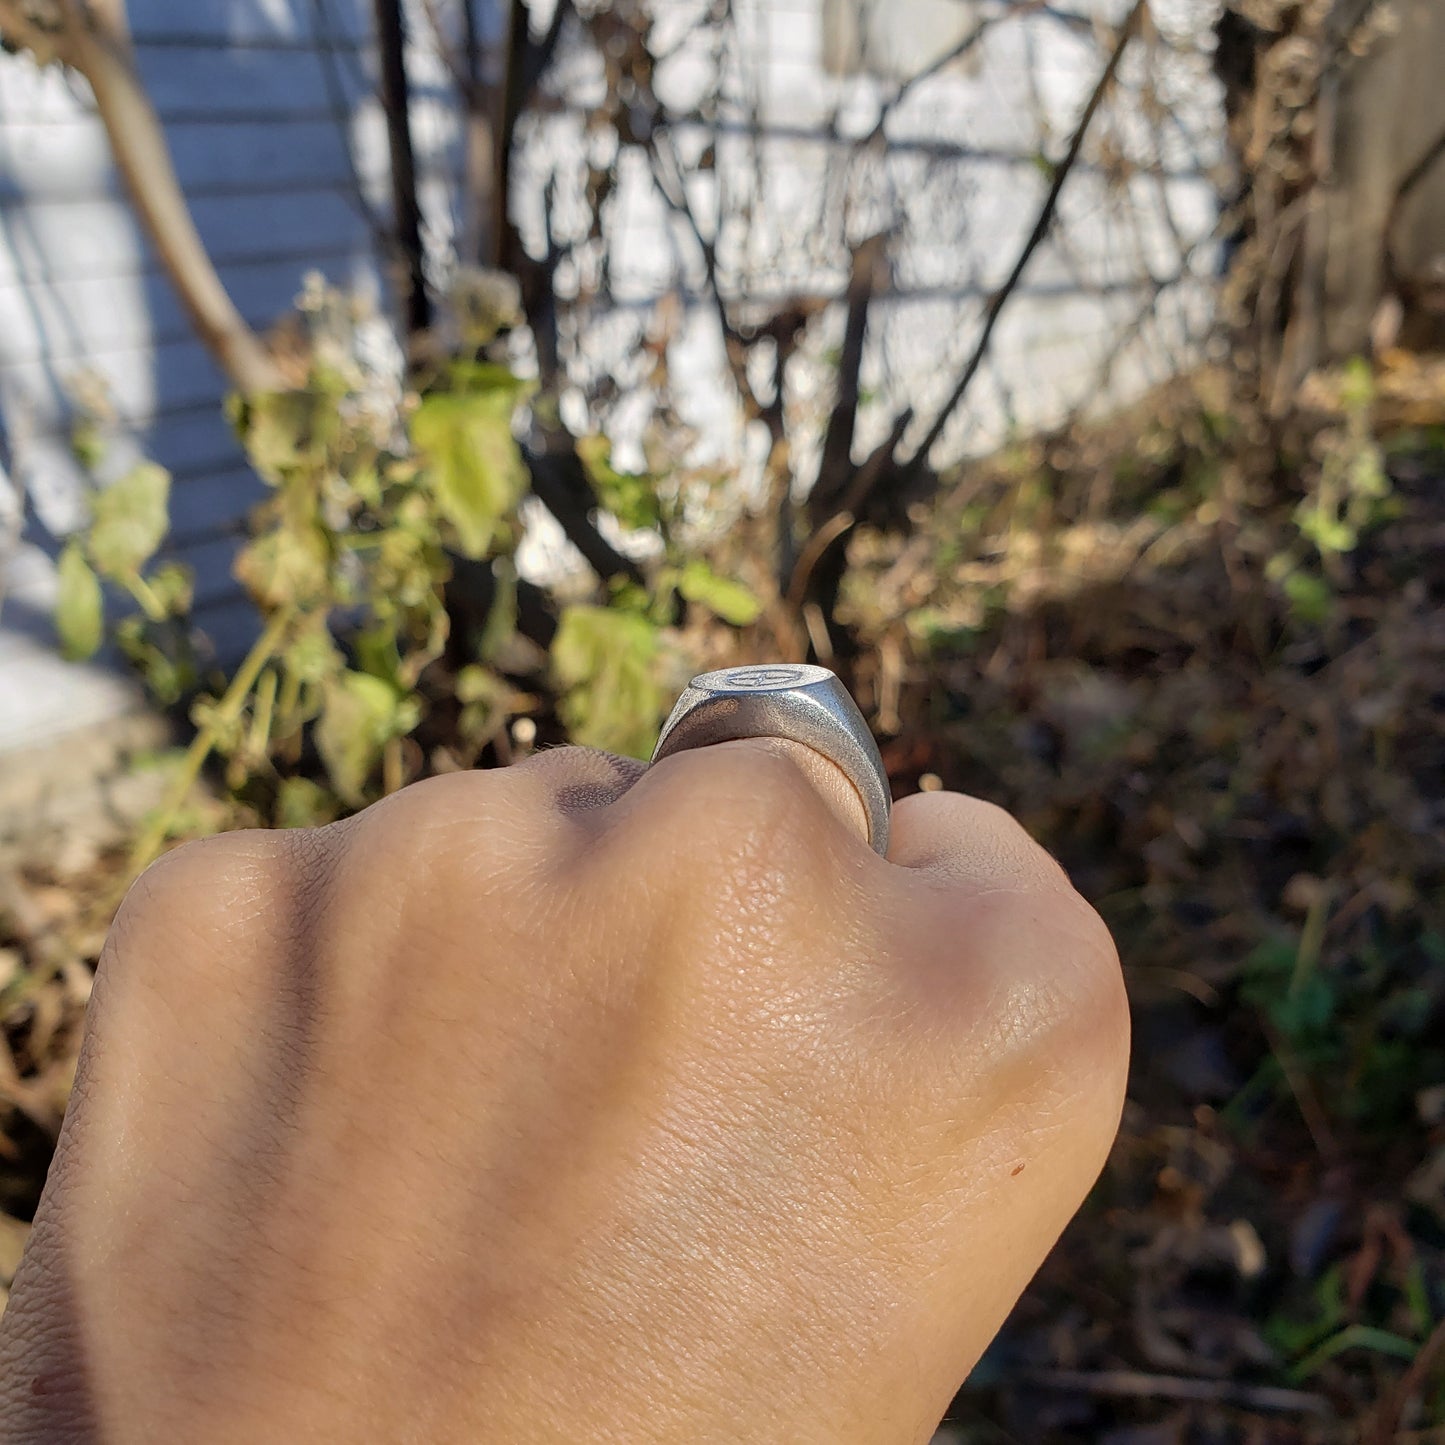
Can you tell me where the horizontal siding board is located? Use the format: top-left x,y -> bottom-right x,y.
0,49 -> 449,124
1,120 -> 368,201
0,256 -> 377,369
165,532 -> 247,608
0,240 -> 375,305
126,0 -> 478,50
128,0 -> 371,45
132,47 -> 367,115
0,192 -> 373,286
1,337 -> 229,422
189,593 -> 262,666
137,407 -> 242,477
4,406 -> 244,481
0,308 -> 269,385
167,468 -> 266,541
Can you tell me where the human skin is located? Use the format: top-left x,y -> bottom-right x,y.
0,739 -> 1129,1443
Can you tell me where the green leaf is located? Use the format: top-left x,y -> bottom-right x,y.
1290,1324 -> 1418,1384
235,524 -> 331,609
552,605 -> 666,759
282,618 -> 342,687
71,419 -> 104,471
315,671 -> 421,805
1347,446 -> 1389,500
456,664 -> 505,706
88,463 -> 170,579
234,390 -> 340,482
410,391 -> 527,559
475,557 -> 518,664
55,541 -> 104,661
146,562 -> 195,618
446,360 -> 531,398
114,614 -> 195,706
1268,973 -> 1336,1041
275,776 -> 339,829
1312,516 -> 1356,554
1339,356 -> 1376,413
1283,570 -> 1332,624
576,434 -> 661,532
678,559 -> 762,626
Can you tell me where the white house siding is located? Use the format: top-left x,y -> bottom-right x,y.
0,0 -> 465,751
511,0 -> 1223,509
0,0 -> 1223,754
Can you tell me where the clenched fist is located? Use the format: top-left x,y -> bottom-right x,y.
0,740 -> 1127,1443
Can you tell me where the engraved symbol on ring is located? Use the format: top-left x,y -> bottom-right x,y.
723,666 -> 806,690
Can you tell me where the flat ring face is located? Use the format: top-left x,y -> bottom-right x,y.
689,664 -> 832,692
650,664 -> 892,856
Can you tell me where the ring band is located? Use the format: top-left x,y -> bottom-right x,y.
650,664 -> 892,855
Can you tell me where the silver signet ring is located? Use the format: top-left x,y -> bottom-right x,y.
650,664 -> 891,856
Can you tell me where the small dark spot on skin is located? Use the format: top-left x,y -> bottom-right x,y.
552,754 -> 647,816
555,781 -> 631,815
1011,1162 -> 1026,1177
31,1375 -> 47,1396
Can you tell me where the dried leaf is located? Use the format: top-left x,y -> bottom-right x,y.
88,463 -> 170,579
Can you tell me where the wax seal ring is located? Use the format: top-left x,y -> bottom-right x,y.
651,664 -> 891,855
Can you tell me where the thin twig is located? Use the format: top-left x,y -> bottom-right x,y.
1019,1368 -> 1333,1417
647,125 -> 760,415
786,407 -> 912,611
1383,119 -> 1445,299
1262,1019 -> 1340,1163
416,0 -> 476,99
857,1 -> 1044,151
902,0 -> 1150,467
1370,1317 -> 1445,1445
309,0 -> 391,249
121,605 -> 297,887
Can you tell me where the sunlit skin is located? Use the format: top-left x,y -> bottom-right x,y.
0,739 -> 1128,1443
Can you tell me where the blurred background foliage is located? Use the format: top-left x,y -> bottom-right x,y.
1,0 -> 1444,1439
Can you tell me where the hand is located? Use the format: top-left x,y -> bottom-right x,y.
0,740 -> 1127,1444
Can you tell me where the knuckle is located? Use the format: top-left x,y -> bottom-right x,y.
640,741 -> 836,867
1010,888 -> 1124,1037
897,881 -> 1128,1128
342,768 -> 561,902
102,830 -> 290,998
112,830 -> 281,936
571,741 -> 853,954
988,887 -> 1129,1118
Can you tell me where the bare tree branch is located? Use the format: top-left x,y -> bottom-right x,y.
856,2 -> 1042,151
810,231 -> 887,520
525,443 -> 646,587
1,0 -> 282,394
902,0 -> 1150,467
1383,117 -> 1445,299
647,124 -> 762,416
786,405 -> 910,613
372,0 -> 431,337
